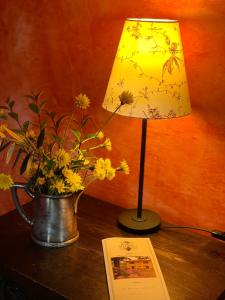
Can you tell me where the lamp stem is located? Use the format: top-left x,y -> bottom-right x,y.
137,118 -> 147,219
117,117 -> 160,233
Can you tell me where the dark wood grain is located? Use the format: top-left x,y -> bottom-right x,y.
0,194 -> 225,300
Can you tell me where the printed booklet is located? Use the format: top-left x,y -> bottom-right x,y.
102,237 -> 170,300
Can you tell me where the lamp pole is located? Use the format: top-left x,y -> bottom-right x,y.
137,118 -> 147,219
117,118 -> 161,233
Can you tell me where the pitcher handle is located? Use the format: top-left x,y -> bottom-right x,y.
11,183 -> 34,226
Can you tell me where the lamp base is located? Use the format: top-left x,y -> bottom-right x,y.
117,209 -> 161,234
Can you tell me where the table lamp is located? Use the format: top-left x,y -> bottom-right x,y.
102,18 -> 191,233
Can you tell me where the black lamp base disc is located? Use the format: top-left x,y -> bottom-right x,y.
117,209 -> 161,234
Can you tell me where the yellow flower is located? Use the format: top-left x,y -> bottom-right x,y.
77,152 -> 90,166
45,169 -> 54,178
64,169 -> 84,192
96,131 -> 104,140
51,179 -> 66,194
119,160 -> 130,175
104,158 -> 111,169
104,138 -> 112,151
119,91 -> 134,105
75,94 -> 90,109
104,158 -> 115,180
40,163 -> 55,178
0,173 -> 13,190
93,158 -> 115,180
106,167 -> 116,180
62,168 -> 70,178
54,148 -> 71,168
83,159 -> 89,165
93,158 -> 106,180
36,177 -> 45,185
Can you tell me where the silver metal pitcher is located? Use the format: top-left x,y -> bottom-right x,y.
11,183 -> 80,248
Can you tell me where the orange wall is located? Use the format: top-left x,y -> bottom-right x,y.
0,0 -> 224,232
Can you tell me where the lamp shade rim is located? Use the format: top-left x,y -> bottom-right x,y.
102,104 -> 192,120
127,18 -> 178,23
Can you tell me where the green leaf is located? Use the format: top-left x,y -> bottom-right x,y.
72,129 -> 81,141
33,92 -> 41,101
50,112 -> 56,119
8,100 -> 15,109
22,120 -> 30,132
80,115 -> 89,128
52,135 -> 63,146
46,159 -> 55,170
55,115 -> 66,131
81,133 -> 97,143
8,111 -> 19,122
13,148 -> 23,168
25,167 -> 40,193
71,160 -> 84,168
84,133 -> 96,139
0,141 -> 11,152
40,120 -> 47,130
44,110 -> 56,120
20,153 -> 31,175
6,143 -> 15,164
37,128 -> 45,148
28,103 -> 40,114
24,92 -> 41,101
24,94 -> 36,100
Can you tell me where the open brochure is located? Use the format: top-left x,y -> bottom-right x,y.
102,237 -> 170,300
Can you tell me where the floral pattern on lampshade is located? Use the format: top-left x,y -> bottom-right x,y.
102,19 -> 191,119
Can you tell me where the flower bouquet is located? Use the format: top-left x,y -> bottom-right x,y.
0,91 -> 133,247
0,92 -> 132,194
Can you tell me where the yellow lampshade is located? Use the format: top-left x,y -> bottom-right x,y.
103,18 -> 191,119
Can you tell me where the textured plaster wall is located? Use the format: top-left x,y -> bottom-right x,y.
0,0 -> 224,232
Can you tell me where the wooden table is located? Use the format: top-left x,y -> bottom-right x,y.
0,194 -> 225,300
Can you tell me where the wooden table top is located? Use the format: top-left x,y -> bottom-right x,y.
0,194 -> 225,300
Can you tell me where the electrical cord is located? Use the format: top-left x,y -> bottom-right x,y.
161,225 -> 225,241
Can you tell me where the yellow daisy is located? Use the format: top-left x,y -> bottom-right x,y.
96,131 -> 104,140
63,169 -> 84,192
0,173 -> 14,190
93,158 -> 115,180
103,138 -> 112,151
93,158 -> 106,180
51,179 -> 66,194
120,160 -> 130,175
40,163 -> 55,178
54,148 -> 71,168
75,94 -> 90,109
119,91 -> 134,105
106,167 -> 116,180
36,177 -> 46,185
